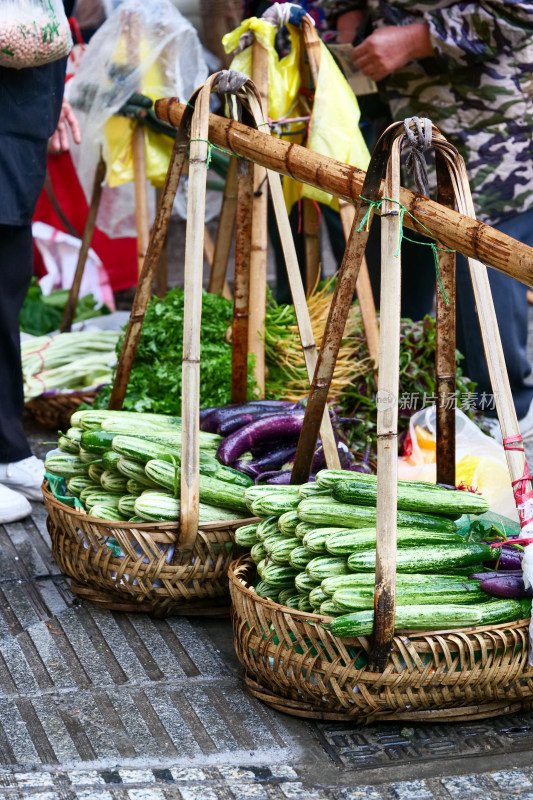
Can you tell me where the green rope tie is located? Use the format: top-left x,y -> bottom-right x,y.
189,138 -> 232,167
256,121 -> 270,129
358,195 -> 454,305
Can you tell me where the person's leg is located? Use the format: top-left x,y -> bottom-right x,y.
0,224 -> 33,462
455,208 -> 533,422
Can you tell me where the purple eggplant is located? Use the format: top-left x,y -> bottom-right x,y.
483,544 -> 523,571
469,570 -> 523,581
247,443 -> 299,473
200,401 -> 297,432
256,470 -> 316,485
218,410 -> 296,436
217,412 -> 306,465
480,573 -> 533,598
231,458 -> 260,479
199,407 -> 216,422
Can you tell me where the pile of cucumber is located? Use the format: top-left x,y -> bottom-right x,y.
235,470 -> 531,637
45,410 -> 253,523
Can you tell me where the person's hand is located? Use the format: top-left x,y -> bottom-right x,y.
48,98 -> 81,154
353,23 -> 433,82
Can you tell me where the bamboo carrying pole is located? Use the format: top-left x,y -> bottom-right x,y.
301,16 -> 380,366
371,137 -> 401,671
155,100 -> 533,284
248,39 -> 269,395
60,156 -> 106,333
154,186 -> 169,298
303,199 -> 321,296
208,157 -> 237,298
232,160 -> 254,403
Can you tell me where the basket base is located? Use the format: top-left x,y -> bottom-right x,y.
70,580 -> 231,617
244,675 -> 533,723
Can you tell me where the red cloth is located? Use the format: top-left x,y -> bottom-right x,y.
33,152 -> 138,292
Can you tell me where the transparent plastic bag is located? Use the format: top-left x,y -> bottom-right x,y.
66,0 -> 207,238
0,0 -> 72,69
398,405 -> 518,521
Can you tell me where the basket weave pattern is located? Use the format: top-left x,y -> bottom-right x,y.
229,556 -> 533,722
26,391 -> 96,430
44,483 -> 245,615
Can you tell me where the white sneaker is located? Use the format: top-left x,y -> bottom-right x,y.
0,456 -> 45,502
0,484 -> 32,523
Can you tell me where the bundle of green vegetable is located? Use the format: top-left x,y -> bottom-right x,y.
235,470 -> 531,635
94,287 -> 257,414
20,277 -> 110,336
44,409 -> 254,523
22,331 -> 120,401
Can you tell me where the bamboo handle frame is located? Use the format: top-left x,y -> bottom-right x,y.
207,156 -> 237,299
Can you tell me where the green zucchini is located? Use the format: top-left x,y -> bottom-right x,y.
257,559 -> 299,588
294,521 -> 326,540
298,497 -> 458,533
100,470 -> 129,494
83,491 -> 122,511
329,604 -> 485,638
269,537 -> 300,565
133,493 -> 245,523
284,594 -> 304,610
111,435 -> 181,464
260,493 -> 301,515
306,556 -> 350,582
302,528 -> 330,555
278,588 -> 296,606
254,580 -> 280,601
321,572 -> 465,597
332,580 -> 487,612
66,476 -> 97,496
298,483 -> 329,499
214,464 -> 253,487
88,503 -> 129,522
244,485 -> 300,511
262,533 -> 286,552
65,427 -> 83,443
278,510 -> 299,536
234,523 -> 259,548
289,546 -> 314,570
80,429 -> 117,454
320,600 -> 342,617
79,446 -> 99,464
126,479 -> 150,495
117,457 -> 161,488
478,598 -> 532,625
58,435 -> 80,454
144,460 -> 248,513
347,543 -> 493,573
333,480 -> 488,517
309,585 -> 328,608
315,469 -> 445,492
102,450 -> 121,472
295,572 -> 320,593
87,463 -> 105,483
325,527 -> 465,555
117,494 -> 138,518
298,595 -> 314,612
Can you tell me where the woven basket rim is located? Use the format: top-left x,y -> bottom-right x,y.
229,554 -> 532,641
26,389 -> 98,402
42,481 -> 257,532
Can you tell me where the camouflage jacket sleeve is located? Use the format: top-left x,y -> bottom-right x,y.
320,0 -> 367,26
425,1 -> 533,68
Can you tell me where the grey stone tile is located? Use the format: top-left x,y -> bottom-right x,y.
0,700 -> 40,763
217,767 -> 257,782
57,609 -> 115,687
388,781 -> 435,800
126,790 -> 166,800
126,617 -> 187,681
490,771 -> 532,791
179,788 -> 219,800
229,784 -> 269,800
27,623 -> 78,689
278,783 -> 329,800
1,585 -> 41,630
0,639 -> 40,694
164,618 -> 229,678
142,687 -> 203,756
339,789 -> 383,800
119,771 -> 156,785
76,792 -> 114,800
440,775 -> 485,798
67,771 -> 107,786
169,769 -> 208,783
86,608 -> 148,684
30,695 -> 80,763
14,772 -> 54,788
267,767 -> 298,780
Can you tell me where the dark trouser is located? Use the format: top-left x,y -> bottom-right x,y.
0,224 -> 33,462
455,209 -> 533,420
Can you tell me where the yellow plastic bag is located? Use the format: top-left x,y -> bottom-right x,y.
224,20 -> 370,211
104,39 -> 173,188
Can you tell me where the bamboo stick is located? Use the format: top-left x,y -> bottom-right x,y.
108,137 -> 188,410
248,39 -> 270,395
154,186 -> 168,298
303,198 -> 321,296
155,100 -> 533,284
232,160 -> 254,403
434,151 -> 456,486
371,137 -> 402,671
179,75 -> 221,552
208,156 -> 237,298
60,155 -> 106,333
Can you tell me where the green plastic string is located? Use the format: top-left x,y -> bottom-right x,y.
189,137 -> 232,167
358,195 -> 454,305
256,121 -> 270,129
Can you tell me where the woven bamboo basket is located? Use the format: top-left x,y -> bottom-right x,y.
26,390 -> 96,430
44,482 -> 251,616
229,556 -> 533,722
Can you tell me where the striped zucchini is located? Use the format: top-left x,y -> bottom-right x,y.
283,594 -> 303,610
58,435 -> 80,454
256,517 -> 282,541
66,476 -> 97,496
234,523 -> 259,548
87,463 -> 106,483
244,485 -> 300,512
289,546 -> 314,570
79,446 -> 99,464
298,497 -> 458,533
133,493 -> 246,523
254,581 -> 280,601
347,544 -> 493,573
100,470 -> 129,494
298,595 -> 314,612
325,527 -> 465,555
126,479 -> 151,495
65,427 -> 83,443
298,483 -> 329,499
250,542 -> 267,563
262,533 -> 287,552
83,491 -> 122,510
269,537 -> 301,565
214,464 -> 253,487
144,460 -> 248,513
294,521 -> 324,540
111,435 -> 181,464
333,480 -> 489,517
320,600 -> 342,617
295,572 -> 320,593
117,457 -> 161,488
306,556 -> 350,582
321,572 -> 464,597
260,493 -> 301,516
45,452 -> 88,478
102,450 -> 121,472
88,503 -> 129,521
315,469 -> 445,493
80,429 -> 117,454
278,588 -> 297,605
117,494 -> 138,518
332,581 -> 486,612
309,586 -> 328,608
278,510 -> 299,536
302,529 -> 331,555
257,560 -> 299,588
329,604 -> 485,638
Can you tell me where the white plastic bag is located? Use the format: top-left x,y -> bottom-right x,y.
0,0 -> 72,69
32,221 -> 116,311
398,405 -> 518,521
66,0 -> 207,239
